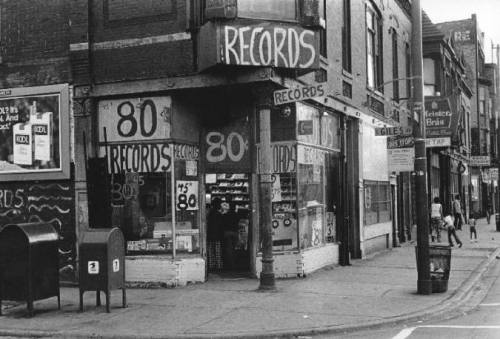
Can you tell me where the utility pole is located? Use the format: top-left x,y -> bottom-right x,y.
258,106 -> 276,290
411,0 -> 432,295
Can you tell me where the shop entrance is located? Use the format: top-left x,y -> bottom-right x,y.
205,173 -> 251,274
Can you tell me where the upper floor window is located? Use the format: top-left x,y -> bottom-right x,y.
366,2 -> 383,91
392,30 -> 399,101
342,0 -> 352,72
319,0 -> 327,57
405,42 -> 411,99
423,58 -> 436,96
238,0 -> 297,21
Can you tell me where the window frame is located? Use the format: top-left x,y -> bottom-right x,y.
237,0 -> 299,22
342,0 -> 352,72
391,30 -> 399,102
365,2 -> 383,92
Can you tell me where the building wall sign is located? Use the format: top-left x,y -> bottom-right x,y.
425,137 -> 451,148
425,97 -> 453,137
198,22 -> 320,70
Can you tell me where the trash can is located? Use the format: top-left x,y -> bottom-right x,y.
429,245 -> 452,293
415,244 -> 452,293
79,228 -> 126,313
496,213 -> 500,232
0,222 -> 61,317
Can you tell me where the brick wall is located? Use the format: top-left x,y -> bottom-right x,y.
323,0 -> 411,125
0,0 -> 71,88
69,0 -> 195,84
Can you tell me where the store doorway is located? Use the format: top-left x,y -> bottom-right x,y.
205,173 -> 251,275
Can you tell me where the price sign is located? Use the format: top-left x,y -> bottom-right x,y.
176,180 -> 199,211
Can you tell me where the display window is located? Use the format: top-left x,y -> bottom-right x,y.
98,96 -> 201,257
297,145 -> 326,248
297,102 -> 320,145
364,180 -> 392,225
0,84 -> 70,181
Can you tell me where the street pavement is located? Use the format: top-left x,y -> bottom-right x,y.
0,218 -> 499,339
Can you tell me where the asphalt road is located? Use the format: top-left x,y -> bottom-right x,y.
311,256 -> 500,339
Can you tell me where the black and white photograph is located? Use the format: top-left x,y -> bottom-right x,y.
0,0 -> 500,338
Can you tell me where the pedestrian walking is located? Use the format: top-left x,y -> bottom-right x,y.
207,197 -> 224,270
453,195 -> 464,230
444,214 -> 462,248
430,197 -> 443,242
469,212 -> 478,242
486,201 -> 492,224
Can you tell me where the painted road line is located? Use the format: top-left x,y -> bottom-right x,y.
393,325 -> 500,339
480,303 -> 500,306
392,327 -> 417,339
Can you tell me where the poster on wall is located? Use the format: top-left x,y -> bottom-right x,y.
0,86 -> 68,180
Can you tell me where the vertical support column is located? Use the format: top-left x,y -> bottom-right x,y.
258,106 -> 275,290
412,0 -> 432,295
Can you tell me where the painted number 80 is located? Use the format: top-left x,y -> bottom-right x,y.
206,131 -> 247,163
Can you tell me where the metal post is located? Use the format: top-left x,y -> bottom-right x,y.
258,106 -> 276,290
412,0 -> 432,295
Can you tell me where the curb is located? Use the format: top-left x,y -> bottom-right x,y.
0,247 -> 499,339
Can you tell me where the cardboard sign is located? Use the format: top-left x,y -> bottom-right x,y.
31,112 -> 53,161
112,259 -> 120,272
98,96 -> 172,143
176,181 -> 199,211
387,135 -> 414,172
271,174 -> 282,202
13,123 -> 33,165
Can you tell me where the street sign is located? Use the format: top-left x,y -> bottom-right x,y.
425,137 -> 451,148
375,126 -> 412,136
273,84 -> 325,106
387,135 -> 414,172
470,156 -> 491,167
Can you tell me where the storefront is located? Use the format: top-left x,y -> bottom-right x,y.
255,102 -> 341,277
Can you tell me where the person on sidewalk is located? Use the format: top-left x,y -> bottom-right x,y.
469,212 -> 478,242
430,197 -> 443,242
221,201 -> 240,270
453,195 -> 464,230
444,214 -> 462,248
207,197 -> 224,270
486,201 -> 492,224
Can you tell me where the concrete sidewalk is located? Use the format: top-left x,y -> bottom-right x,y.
1,218 -> 499,339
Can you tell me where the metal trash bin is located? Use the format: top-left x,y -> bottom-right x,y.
79,228 -> 126,313
428,245 -> 452,293
0,222 -> 61,317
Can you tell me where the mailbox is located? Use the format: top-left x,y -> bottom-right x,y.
0,222 -> 60,317
79,228 -> 126,313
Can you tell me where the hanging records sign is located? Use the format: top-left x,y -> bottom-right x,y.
387,135 -> 414,172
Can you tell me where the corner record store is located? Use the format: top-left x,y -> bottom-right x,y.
89,22 -> 343,286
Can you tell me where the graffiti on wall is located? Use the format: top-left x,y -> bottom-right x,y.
0,180 -> 75,281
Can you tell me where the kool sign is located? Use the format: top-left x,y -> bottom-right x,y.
221,23 -> 319,69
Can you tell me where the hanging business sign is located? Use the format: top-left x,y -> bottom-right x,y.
375,126 -> 412,136
387,135 -> 414,172
198,22 -> 320,71
273,84 -> 325,106
425,137 -> 451,148
425,98 -> 453,137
